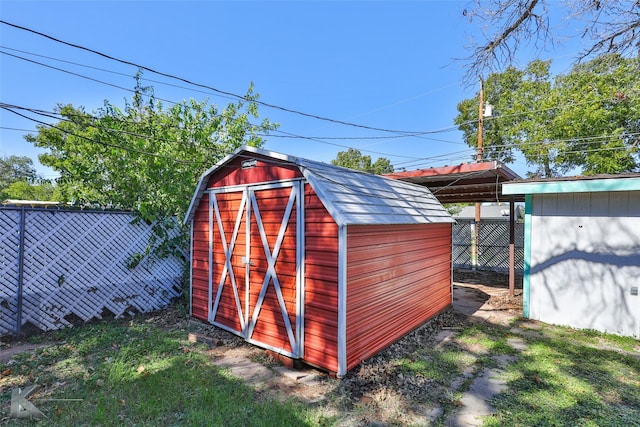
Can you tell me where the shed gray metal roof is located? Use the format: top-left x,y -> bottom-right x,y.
184,146 -> 453,227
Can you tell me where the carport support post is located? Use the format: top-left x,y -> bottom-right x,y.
509,197 -> 515,296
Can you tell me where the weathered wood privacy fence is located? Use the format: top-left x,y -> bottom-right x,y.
453,219 -> 525,273
0,206 -> 183,336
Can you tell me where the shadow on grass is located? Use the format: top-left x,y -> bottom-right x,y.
78,357 -> 314,426
1,321 -> 321,426
484,323 -> 640,427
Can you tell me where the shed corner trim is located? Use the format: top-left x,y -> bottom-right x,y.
337,224 -> 347,377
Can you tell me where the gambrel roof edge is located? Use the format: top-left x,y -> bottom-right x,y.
184,145 -> 454,226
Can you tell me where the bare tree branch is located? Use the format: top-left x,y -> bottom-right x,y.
483,0 -> 541,53
461,0 -> 640,82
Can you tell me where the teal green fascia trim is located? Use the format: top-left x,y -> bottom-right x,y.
503,177 -> 640,195
522,194 -> 532,319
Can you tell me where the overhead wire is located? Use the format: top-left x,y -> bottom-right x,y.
258,130 -> 463,142
0,47 -> 468,151
0,20 -> 456,136
11,27 -> 635,157
392,131 -> 640,170
6,101 -> 636,174
0,102 -> 475,174
0,50 -> 179,106
3,20 -> 638,173
230,153 -> 491,202
4,102 -> 459,169
6,98 -> 638,166
1,50 -> 464,161
1,102 -> 264,147
0,44 -> 470,142
0,44 -> 241,104
2,101 -> 433,161
1,105 -> 200,164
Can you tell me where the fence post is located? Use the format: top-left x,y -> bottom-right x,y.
15,206 -> 26,336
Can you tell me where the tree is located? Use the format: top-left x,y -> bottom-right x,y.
455,54 -> 640,177
0,155 -> 58,202
463,0 -> 640,79
26,77 -> 277,221
2,180 -> 57,201
25,76 -> 277,265
0,155 -> 37,189
331,148 -> 394,174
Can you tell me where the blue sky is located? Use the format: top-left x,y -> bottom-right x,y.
0,1 -> 580,179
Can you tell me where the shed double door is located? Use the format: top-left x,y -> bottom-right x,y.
208,181 -> 304,358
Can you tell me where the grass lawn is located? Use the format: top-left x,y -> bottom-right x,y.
1,309 -> 638,426
484,323 -> 640,427
0,317 -> 331,426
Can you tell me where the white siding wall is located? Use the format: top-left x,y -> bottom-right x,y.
529,191 -> 640,338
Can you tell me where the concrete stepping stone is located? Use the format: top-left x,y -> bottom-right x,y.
213,356 -> 273,383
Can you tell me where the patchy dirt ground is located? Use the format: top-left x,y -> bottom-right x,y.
0,342 -> 48,364
455,269 -> 523,313
2,270 -> 524,426
173,270 -> 524,424
487,289 -> 523,312
178,307 -> 472,425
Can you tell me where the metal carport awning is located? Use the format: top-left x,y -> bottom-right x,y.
385,160 -> 524,296
385,161 -> 525,203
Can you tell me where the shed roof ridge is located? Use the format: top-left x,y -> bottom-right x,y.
184,145 -> 454,226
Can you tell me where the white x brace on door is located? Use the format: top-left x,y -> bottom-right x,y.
208,180 -> 304,358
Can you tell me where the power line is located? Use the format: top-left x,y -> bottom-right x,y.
3,19 -> 637,171
0,126 -> 35,132
0,20 -> 450,136
6,99 -> 637,173
259,128 -> 424,160
0,49 -> 467,146
2,101 -> 434,162
0,50 -> 180,106
391,132 -> 640,170
1,44 -> 471,143
474,132 -> 640,151
259,131 -> 462,142
1,49 -> 463,159
9,99 -> 639,155
0,44 -> 245,104
3,102 -> 437,168
1,105 -> 200,164
392,148 -> 478,167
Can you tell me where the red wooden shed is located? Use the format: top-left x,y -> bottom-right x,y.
184,146 -> 454,376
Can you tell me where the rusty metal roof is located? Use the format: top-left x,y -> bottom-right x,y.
385,161 -> 525,203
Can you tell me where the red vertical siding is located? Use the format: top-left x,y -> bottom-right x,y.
345,223 -> 452,371
303,185 -> 340,373
191,193 -> 210,322
210,191 -> 246,333
247,187 -> 298,354
208,157 -> 302,188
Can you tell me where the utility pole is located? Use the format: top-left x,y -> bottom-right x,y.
477,77 -> 484,162
473,78 -> 484,270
